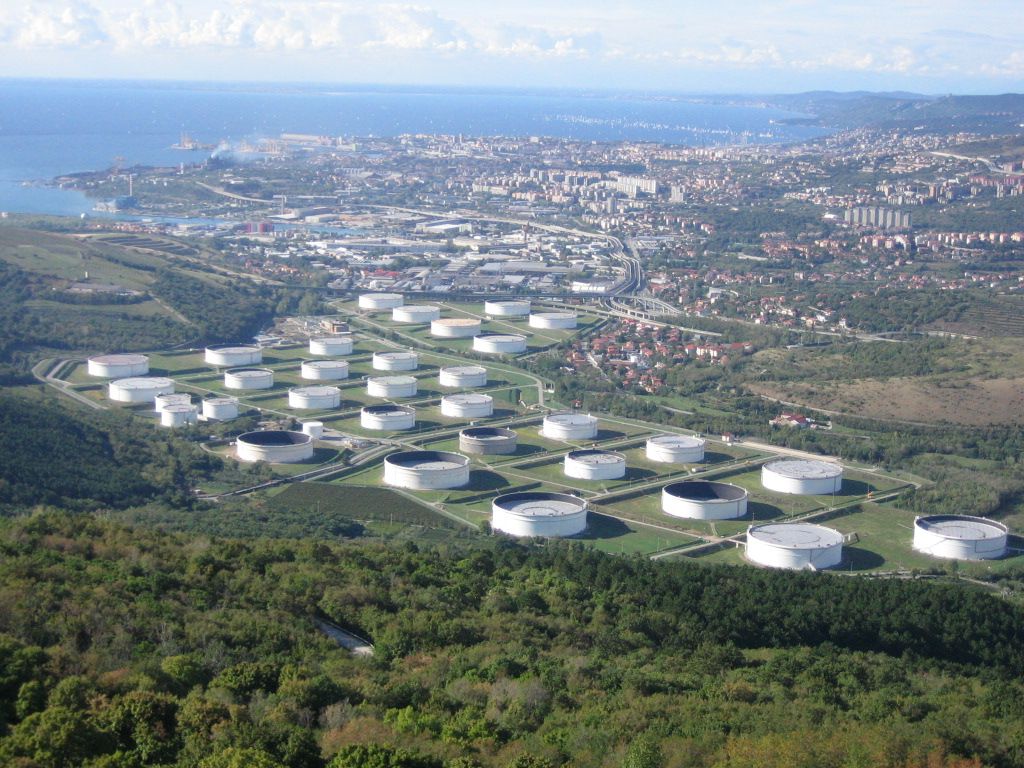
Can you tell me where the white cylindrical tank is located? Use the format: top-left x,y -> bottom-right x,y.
384,450 -> 471,490
762,460 -> 843,495
662,481 -> 748,520
301,421 -> 324,439
358,292 -> 404,310
108,377 -> 175,403
288,386 -> 341,410
746,523 -> 844,570
431,318 -> 481,338
485,299 -> 531,317
460,427 -> 518,455
366,375 -> 417,398
441,393 -> 494,418
492,492 -> 588,538
542,412 -> 598,440
224,368 -> 274,390
473,334 -> 527,355
309,336 -> 354,356
392,304 -> 441,323
236,430 -> 315,463
87,354 -> 149,378
372,351 -> 418,371
301,360 -> 350,380
646,434 -> 706,464
439,365 -> 488,388
529,312 -> 577,330
205,345 -> 262,367
160,404 -> 198,428
564,449 -> 627,481
912,515 -> 1009,560
202,397 -> 239,421
154,392 -> 191,413
360,404 -> 416,431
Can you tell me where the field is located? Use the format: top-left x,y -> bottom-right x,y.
269,482 -> 464,529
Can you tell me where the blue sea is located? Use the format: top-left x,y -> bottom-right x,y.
0,79 -> 826,216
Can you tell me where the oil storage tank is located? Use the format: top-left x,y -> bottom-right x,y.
205,344 -> 262,367
431,318 -> 481,338
912,515 -> 1008,560
662,481 -> 748,520
360,404 -> 416,431
542,412 -> 598,440
108,377 -> 175,403
485,299 -> 531,317
439,365 -> 488,388
746,523 -> 844,570
301,421 -> 324,439
384,450 -> 471,490
202,396 -> 239,421
473,334 -> 527,355
154,392 -> 191,413
301,360 -> 349,380
224,367 -> 274,390
460,427 -> 518,455
367,375 -> 417,398
441,393 -> 494,418
762,459 -> 843,495
646,434 -> 706,464
491,492 -> 588,537
160,404 -> 198,428
236,430 -> 314,463
372,350 -> 418,371
358,292 -> 403,310
564,449 -> 626,480
529,312 -> 577,330
309,336 -> 354,356
393,304 -> 441,323
87,354 -> 149,378
288,386 -> 341,410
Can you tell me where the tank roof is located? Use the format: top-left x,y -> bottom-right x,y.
546,412 -> 597,425
478,333 -> 527,341
304,360 -> 349,368
748,523 -> 843,549
367,375 -> 416,385
441,364 -> 487,373
90,353 -> 148,364
443,393 -> 492,404
461,427 -> 516,440
225,367 -> 273,375
764,459 -> 842,479
664,481 -> 747,501
290,386 -> 341,396
915,515 -> 1008,539
648,434 -> 705,447
566,449 -> 625,465
111,376 -> 174,388
386,450 -> 469,470
494,492 -> 586,518
237,430 -> 311,446
375,351 -> 417,359
434,318 -> 480,326
206,343 -> 260,351
362,404 -> 415,415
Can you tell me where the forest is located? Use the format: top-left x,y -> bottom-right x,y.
2,513 -> 1024,768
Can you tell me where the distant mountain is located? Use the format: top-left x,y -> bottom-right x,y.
767,91 -> 1024,133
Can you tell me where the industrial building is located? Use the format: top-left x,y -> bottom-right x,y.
431,318 -> 481,338
360,404 -> 416,430
529,312 -> 577,330
746,523 -> 844,570
646,434 -> 706,463
459,426 -> 518,455
441,393 -> 494,418
108,377 -> 175,403
367,375 -> 417,398
761,459 -> 843,495
301,360 -> 349,380
236,430 -> 315,463
358,292 -> 404,310
564,449 -> 627,480
393,305 -> 441,323
473,334 -> 527,354
288,386 -> 341,410
491,491 -> 588,537
309,336 -> 354,356
912,515 -> 1009,560
542,412 -> 598,440
87,353 -> 149,378
224,367 -> 274,390
383,450 -> 471,490
439,365 -> 488,388
205,344 -> 262,367
372,350 -> 418,371
662,481 -> 748,520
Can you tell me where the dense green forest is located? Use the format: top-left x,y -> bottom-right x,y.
1,514 -> 1023,768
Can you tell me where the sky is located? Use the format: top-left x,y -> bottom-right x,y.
0,1 -> 1022,93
